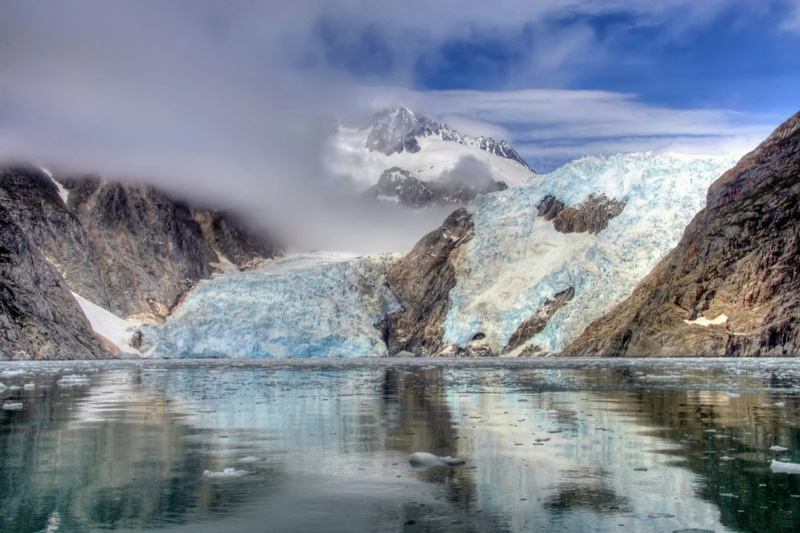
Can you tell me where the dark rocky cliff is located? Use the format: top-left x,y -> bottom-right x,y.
0,203 -> 106,359
63,177 -> 217,318
383,208 -> 474,356
564,110 -> 800,356
0,167 -> 110,308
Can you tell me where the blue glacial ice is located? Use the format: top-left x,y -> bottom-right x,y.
144,252 -> 401,358
442,152 -> 740,354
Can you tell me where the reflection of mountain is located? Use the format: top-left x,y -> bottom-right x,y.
0,369 -> 240,531
3,361 -> 799,531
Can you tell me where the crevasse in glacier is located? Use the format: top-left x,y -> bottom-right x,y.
142,252 -> 401,358
442,152 -> 740,354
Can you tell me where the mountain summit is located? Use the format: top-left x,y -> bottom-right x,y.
327,106 -> 536,207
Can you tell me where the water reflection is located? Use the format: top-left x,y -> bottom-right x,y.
0,359 -> 799,532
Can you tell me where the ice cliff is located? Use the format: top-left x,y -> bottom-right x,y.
142,253 -> 400,358
442,152 -> 739,355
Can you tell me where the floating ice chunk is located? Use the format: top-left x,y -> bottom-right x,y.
774,402 -> 786,407
9,385 -> 20,391
2,402 -> 23,411
237,456 -> 265,464
727,393 -> 740,398
0,383 -> 5,392
720,456 -> 735,461
770,446 -> 789,452
202,468 -> 252,479
0,370 -> 24,378
719,493 -> 738,498
408,452 -> 466,469
57,375 -> 92,387
771,460 -> 800,474
23,383 -> 35,390
684,314 -> 728,327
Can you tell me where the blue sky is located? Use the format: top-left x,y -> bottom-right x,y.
0,1 -> 798,249
309,1 -> 800,170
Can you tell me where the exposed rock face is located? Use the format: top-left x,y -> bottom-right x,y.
0,167 -> 110,308
564,111 -> 800,357
383,208 -> 474,356
0,203 -> 105,360
367,167 -> 507,208
366,107 -> 420,155
190,208 -> 282,268
504,287 -> 575,353
538,194 -> 626,234
63,177 -> 217,318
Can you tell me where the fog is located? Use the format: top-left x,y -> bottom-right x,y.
0,1 -> 784,252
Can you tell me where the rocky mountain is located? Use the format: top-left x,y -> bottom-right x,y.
327,106 -> 536,207
365,107 -> 533,171
366,167 -> 507,208
0,166 -> 282,359
0,202 -> 106,359
564,110 -> 800,357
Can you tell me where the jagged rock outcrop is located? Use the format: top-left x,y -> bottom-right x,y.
0,167 -> 110,307
190,208 -> 282,268
367,167 -> 507,208
0,203 -> 105,360
564,110 -> 800,356
382,208 -> 474,356
538,194 -> 626,234
504,287 -> 575,354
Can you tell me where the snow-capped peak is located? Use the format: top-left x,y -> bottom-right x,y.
327,106 -> 537,195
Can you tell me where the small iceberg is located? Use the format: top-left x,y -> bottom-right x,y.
770,460 -> 800,475
202,468 -> 253,479
770,445 -> 789,453
57,375 -> 92,387
2,403 -> 23,411
408,452 -> 466,469
237,456 -> 265,464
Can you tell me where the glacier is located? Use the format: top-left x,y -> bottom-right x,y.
141,152 -> 739,359
442,152 -> 740,354
142,253 -> 401,358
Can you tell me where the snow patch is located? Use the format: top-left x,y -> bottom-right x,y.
684,314 -> 728,327
72,292 -> 144,355
40,167 -> 69,206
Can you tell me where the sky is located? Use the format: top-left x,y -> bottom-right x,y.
0,1 -> 798,252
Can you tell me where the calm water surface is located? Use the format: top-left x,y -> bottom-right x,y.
1,358 -> 800,533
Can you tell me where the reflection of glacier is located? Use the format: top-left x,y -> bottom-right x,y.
443,153 -> 739,353
145,253 -> 401,358
443,375 -> 729,532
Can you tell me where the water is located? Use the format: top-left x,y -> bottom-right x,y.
1,358 -> 800,533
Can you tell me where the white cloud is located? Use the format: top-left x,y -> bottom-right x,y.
349,87 -> 780,169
